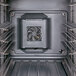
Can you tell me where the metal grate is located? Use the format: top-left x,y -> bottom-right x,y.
27,26 -> 42,41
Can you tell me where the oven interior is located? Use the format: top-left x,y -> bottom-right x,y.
0,0 -> 76,76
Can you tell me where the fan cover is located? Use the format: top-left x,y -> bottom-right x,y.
27,26 -> 42,41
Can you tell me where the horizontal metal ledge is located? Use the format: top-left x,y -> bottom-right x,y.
11,54 -> 67,60
69,3 -> 76,6
0,2 -> 9,6
9,10 -> 68,15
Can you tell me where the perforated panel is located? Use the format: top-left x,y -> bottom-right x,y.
27,26 -> 42,41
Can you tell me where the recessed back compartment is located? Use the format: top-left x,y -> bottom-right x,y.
11,10 -> 67,55
18,13 -> 48,49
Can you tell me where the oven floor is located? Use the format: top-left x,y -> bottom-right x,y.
8,61 -> 67,76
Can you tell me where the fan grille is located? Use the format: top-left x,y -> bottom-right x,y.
27,26 -> 42,41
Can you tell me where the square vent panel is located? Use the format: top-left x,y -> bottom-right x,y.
27,26 -> 42,41
21,19 -> 47,49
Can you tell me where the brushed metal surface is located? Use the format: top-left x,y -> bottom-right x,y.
11,10 -> 67,57
9,0 -> 69,11
9,61 -> 66,76
8,0 -> 69,58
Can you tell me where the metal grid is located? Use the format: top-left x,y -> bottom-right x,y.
62,22 -> 76,76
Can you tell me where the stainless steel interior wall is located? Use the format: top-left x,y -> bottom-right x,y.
9,0 -> 69,11
9,0 -> 70,57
